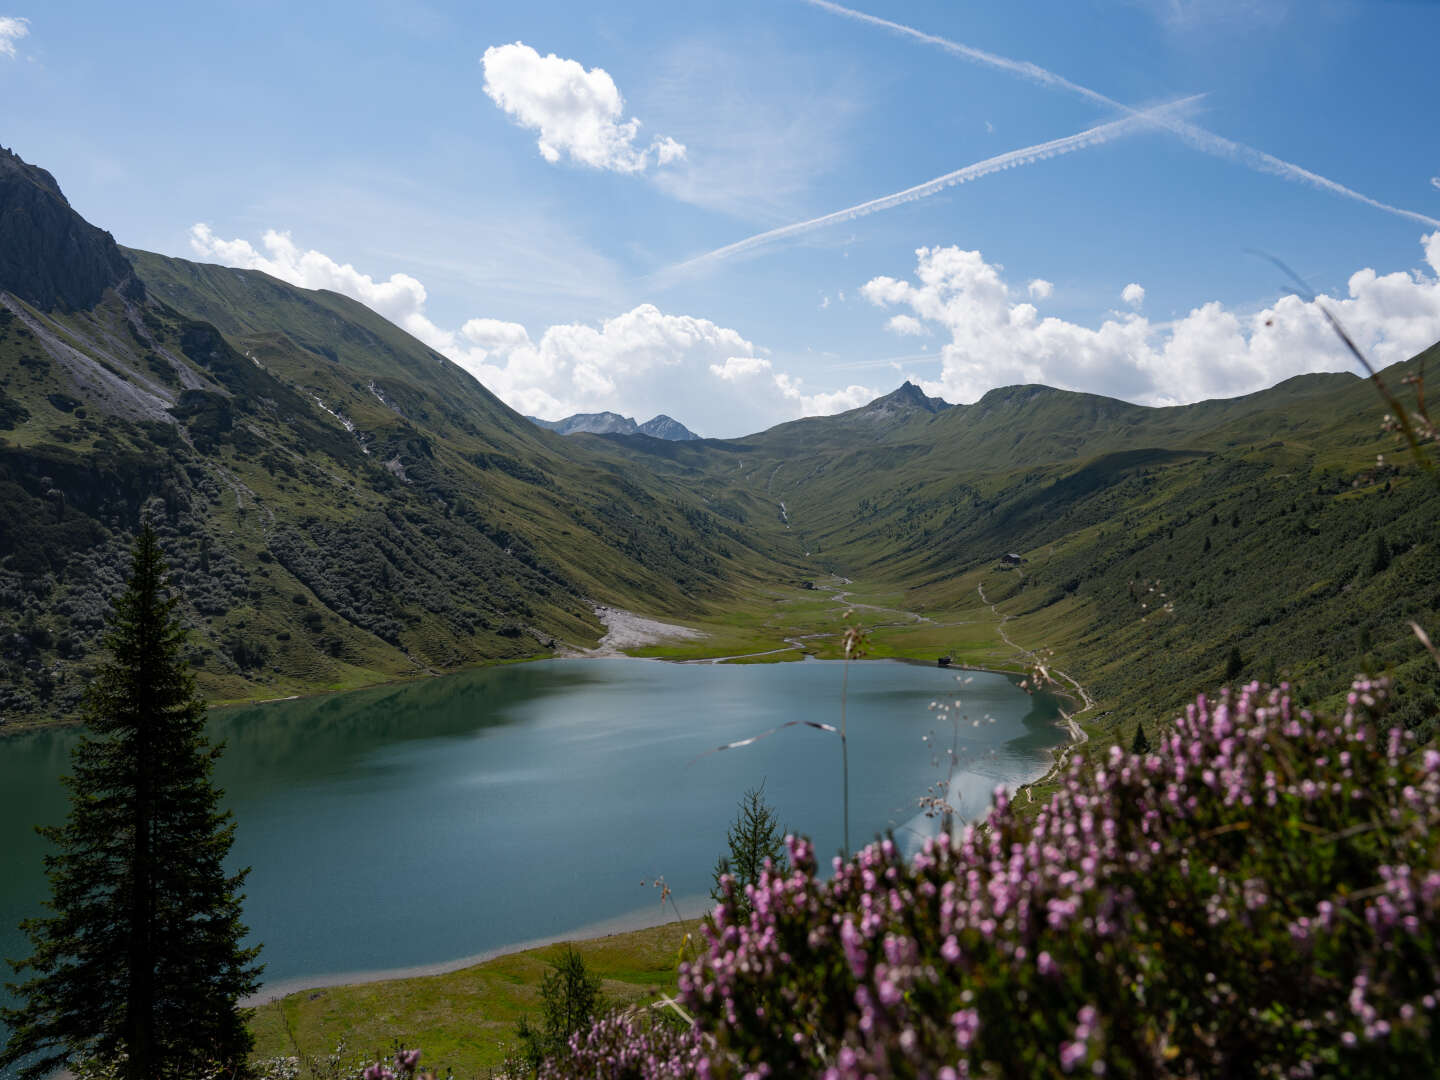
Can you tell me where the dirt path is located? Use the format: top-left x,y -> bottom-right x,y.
976,582 -> 1095,796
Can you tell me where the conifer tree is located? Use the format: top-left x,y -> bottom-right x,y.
516,945 -> 606,1070
710,782 -> 789,922
0,523 -> 261,1080
1130,722 -> 1150,755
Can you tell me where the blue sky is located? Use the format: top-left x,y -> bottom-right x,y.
2,0 -> 1439,436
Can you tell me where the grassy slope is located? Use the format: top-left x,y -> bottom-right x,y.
247,923 -> 690,1078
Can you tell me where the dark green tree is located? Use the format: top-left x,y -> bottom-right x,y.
710,782 -> 789,923
1370,533 -> 1391,575
1130,722 -> 1150,755
1225,645 -> 1245,683
0,523 -> 261,1080
516,945 -> 605,1071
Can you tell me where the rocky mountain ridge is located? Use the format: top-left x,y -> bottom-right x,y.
529,411 -> 701,441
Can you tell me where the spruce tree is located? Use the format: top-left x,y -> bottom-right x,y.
710,782 -> 789,922
0,523 -> 261,1080
1130,722 -> 1150,755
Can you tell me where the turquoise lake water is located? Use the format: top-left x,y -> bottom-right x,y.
0,656 -> 1062,1064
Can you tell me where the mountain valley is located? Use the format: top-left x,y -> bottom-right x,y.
1,144 -> 1436,745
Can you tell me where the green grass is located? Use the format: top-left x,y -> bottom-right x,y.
247,923 -> 691,1079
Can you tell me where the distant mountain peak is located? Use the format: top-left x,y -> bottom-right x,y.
637,414 -> 700,441
0,145 -> 141,311
530,411 -> 700,441
861,380 -> 951,417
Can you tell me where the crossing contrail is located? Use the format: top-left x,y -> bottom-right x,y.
665,97 -> 1200,277
803,0 -> 1440,231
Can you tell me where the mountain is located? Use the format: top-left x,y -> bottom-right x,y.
861,380 -> 951,417
645,361 -> 1440,730
0,148 -> 793,725
0,148 -> 140,312
529,411 -> 700,440
638,414 -> 700,440
2,146 -> 1436,740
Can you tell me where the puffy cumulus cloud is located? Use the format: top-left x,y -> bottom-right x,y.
0,16 -> 29,58
1027,278 -> 1054,300
459,317 -> 531,352
1122,282 -> 1146,308
481,42 -> 685,174
190,225 -> 872,437
468,304 -> 876,435
710,355 -> 773,381
775,373 -> 878,416
862,236 -> 1440,406
188,224 -> 453,351
706,357 -> 876,419
886,314 -> 929,336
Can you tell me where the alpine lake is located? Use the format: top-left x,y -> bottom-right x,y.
0,657 -> 1064,1014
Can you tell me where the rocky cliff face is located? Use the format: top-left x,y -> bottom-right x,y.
0,146 -> 140,311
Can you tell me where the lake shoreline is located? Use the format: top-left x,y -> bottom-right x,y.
241,895 -> 710,1007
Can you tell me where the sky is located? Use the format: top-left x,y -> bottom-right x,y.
2,0 -> 1439,437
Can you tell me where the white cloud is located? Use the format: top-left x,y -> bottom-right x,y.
1027,278 -> 1054,300
0,15 -> 28,58
471,304 -> 875,434
189,224 -> 875,437
460,317 -> 531,352
1432,177 -> 1440,192
886,314 -> 928,336
862,235 -> 1440,407
481,42 -> 685,174
710,355 -> 773,381
1121,282 -> 1146,308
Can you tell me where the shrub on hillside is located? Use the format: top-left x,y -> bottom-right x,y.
547,678 -> 1439,1077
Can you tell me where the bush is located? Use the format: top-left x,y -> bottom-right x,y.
553,678 -> 1440,1077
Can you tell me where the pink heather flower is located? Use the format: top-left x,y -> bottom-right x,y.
952,1007 -> 980,1049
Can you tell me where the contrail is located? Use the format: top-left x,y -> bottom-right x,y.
804,0 -> 1440,231
665,98 -> 1199,277
804,0 -> 1116,110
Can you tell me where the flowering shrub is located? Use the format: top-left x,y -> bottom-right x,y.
538,1014 -> 701,1080
550,678 -> 1439,1077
